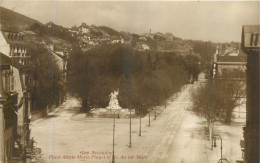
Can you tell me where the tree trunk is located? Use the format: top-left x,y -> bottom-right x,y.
81,98 -> 90,112
207,119 -> 211,140
225,109 -> 232,124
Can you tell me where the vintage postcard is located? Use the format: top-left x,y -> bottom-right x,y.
0,1 -> 259,163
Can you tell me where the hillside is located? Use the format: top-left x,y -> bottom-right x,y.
0,7 -> 42,30
0,6 -> 220,66
97,26 -> 122,37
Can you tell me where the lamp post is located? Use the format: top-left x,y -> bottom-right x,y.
210,58 -> 218,150
210,118 -> 215,150
139,104 -> 143,136
148,100 -> 151,127
154,107 -> 156,120
148,84 -> 151,126
129,104 -> 131,148
148,111 -> 151,126
214,135 -> 223,163
112,110 -> 120,163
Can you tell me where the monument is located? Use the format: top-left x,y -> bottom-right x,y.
106,89 -> 121,110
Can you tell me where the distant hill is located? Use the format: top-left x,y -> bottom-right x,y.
0,7 -> 42,30
98,26 -> 122,37
0,6 -> 222,65
75,23 -> 122,38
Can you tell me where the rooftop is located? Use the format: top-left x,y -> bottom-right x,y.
0,52 -> 25,69
217,55 -> 247,62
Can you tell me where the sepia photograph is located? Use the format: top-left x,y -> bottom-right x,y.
0,1 -> 259,163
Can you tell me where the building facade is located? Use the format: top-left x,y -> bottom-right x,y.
241,25 -> 260,163
0,27 -> 33,163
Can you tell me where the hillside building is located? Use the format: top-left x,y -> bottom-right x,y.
79,23 -> 90,34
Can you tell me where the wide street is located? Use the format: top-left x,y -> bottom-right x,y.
31,76 -> 244,163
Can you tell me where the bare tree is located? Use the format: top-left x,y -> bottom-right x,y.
216,69 -> 246,124
191,70 -> 246,124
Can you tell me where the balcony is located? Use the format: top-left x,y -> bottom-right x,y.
11,147 -> 24,163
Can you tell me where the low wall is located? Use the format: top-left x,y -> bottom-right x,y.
31,108 -> 47,122
31,105 -> 57,122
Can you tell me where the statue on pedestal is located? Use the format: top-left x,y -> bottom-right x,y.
106,89 -> 121,110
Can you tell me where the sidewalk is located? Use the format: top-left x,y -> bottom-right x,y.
30,99 -> 73,125
205,105 -> 246,163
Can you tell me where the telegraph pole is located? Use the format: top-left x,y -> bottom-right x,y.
112,110 -> 120,163
129,103 -> 131,147
210,48 -> 218,149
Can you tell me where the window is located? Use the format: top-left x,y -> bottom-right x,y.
222,68 -> 227,77
5,73 -> 10,93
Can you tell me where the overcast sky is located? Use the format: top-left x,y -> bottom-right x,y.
1,1 -> 259,42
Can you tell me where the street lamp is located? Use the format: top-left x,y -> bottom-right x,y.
112,110 -> 120,163
139,104 -> 143,136
148,111 -> 151,127
154,100 -> 157,120
214,135 -> 224,163
148,100 -> 151,127
154,107 -> 156,120
129,104 -> 131,148
210,118 -> 215,150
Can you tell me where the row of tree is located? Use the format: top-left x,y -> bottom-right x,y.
28,45 -> 63,111
68,44 -> 200,114
25,39 -> 202,114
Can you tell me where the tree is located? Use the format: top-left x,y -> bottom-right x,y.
29,45 -> 63,110
217,69 -> 246,124
68,44 -> 122,112
68,44 -> 190,113
191,70 -> 246,124
191,81 -> 216,122
184,54 -> 200,82
192,41 -> 216,69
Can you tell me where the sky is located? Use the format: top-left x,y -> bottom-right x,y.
0,0 -> 259,42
